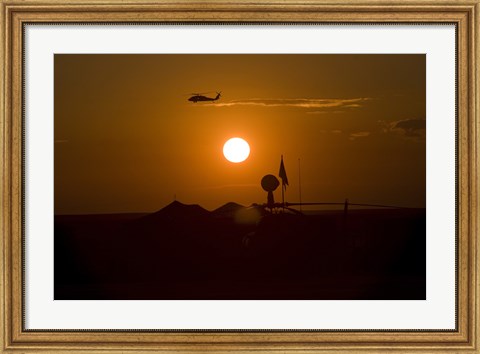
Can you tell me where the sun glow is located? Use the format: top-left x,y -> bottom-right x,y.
223,138 -> 250,163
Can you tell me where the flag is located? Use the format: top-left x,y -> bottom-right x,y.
279,155 -> 288,187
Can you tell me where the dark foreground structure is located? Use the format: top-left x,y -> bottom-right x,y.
54,202 -> 426,300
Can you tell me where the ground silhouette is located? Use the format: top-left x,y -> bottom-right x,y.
54,201 -> 426,300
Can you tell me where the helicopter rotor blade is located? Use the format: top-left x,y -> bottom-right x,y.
184,92 -> 206,96
184,91 -> 220,96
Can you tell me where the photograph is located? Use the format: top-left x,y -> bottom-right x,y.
54,54 -> 427,300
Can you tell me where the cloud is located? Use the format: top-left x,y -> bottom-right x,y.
306,110 -> 347,115
393,119 -> 426,137
206,97 -> 370,110
380,118 -> 426,141
349,131 -> 371,140
202,184 -> 258,190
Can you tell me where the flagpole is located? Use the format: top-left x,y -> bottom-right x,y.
279,154 -> 288,209
298,158 -> 302,212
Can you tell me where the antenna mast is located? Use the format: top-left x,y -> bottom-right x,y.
298,158 -> 302,212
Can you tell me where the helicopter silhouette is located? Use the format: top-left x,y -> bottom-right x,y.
188,92 -> 221,103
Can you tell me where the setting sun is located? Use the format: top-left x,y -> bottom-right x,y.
223,137 -> 250,163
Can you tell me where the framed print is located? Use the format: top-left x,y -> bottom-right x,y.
1,0 -> 479,353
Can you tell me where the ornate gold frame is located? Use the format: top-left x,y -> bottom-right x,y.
1,1 -> 478,352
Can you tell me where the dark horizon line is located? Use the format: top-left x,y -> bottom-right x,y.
54,199 -> 426,216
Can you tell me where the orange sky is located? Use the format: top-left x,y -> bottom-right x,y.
54,54 -> 425,214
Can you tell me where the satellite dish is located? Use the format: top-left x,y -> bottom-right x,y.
261,174 -> 280,192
